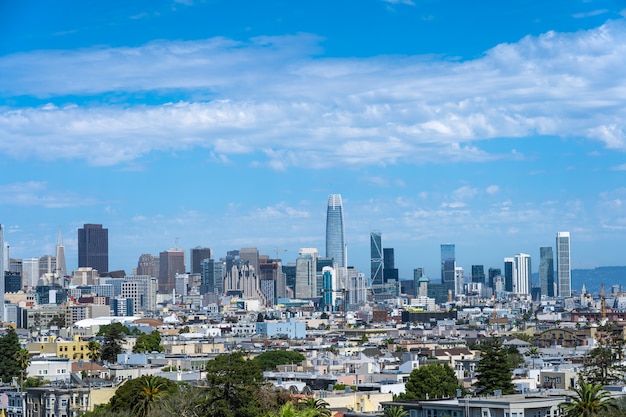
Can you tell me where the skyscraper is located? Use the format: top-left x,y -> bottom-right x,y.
513,253 -> 531,294
158,249 -> 185,294
441,244 -> 456,294
471,265 -> 485,284
190,247 -> 212,275
325,194 -> 346,268
55,227 -> 67,278
0,224 -> 5,322
383,248 -> 398,283
556,232 -> 571,298
370,231 -> 383,288
539,246 -> 555,297
78,224 -> 109,274
503,257 -> 514,292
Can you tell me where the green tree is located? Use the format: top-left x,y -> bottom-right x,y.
133,376 -> 172,417
133,330 -> 164,353
24,377 -> 49,388
14,347 -> 31,390
559,380 -> 617,417
384,405 -> 408,417
581,327 -> 626,385
203,351 -> 266,417
395,363 -> 464,400
98,322 -> 130,362
474,338 -> 515,395
298,397 -> 331,417
107,375 -> 178,415
525,346 -> 540,369
253,350 -> 306,371
273,402 -> 316,417
0,328 -> 22,383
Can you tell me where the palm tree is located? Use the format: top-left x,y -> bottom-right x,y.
14,348 -> 31,391
525,346 -> 540,369
87,340 -> 101,381
560,380 -> 617,417
298,397 -> 331,417
133,376 -> 171,417
274,402 -> 317,417
384,405 -> 408,417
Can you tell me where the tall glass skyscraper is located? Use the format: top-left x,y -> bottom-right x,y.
370,231 -> 383,287
325,194 -> 346,268
539,246 -> 554,297
78,223 -> 109,274
441,243 -> 456,293
556,232 -> 571,298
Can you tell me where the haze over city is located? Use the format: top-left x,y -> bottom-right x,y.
1,0 -> 626,278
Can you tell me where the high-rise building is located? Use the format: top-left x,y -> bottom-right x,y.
513,253 -> 531,294
137,254 -> 159,278
539,246 -> 555,297
383,248 -> 399,283
503,258 -> 514,292
413,268 -> 425,297
370,231 -> 384,288
190,247 -> 212,275
158,249 -> 185,294
78,224 -> 109,274
200,258 -> 225,295
0,224 -> 4,322
441,244 -> 456,294
471,265 -> 485,284
325,194 -> 346,268
487,267 -> 501,289
295,248 -> 318,299
556,232 -> 571,298
55,227 -> 67,278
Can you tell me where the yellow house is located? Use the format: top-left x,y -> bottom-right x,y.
28,334 -> 91,360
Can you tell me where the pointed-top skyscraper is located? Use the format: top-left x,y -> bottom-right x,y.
325,194 -> 346,268
56,227 -> 67,278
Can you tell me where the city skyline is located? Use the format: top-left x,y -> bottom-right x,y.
2,1 -> 626,278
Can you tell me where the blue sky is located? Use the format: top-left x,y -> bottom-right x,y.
1,0 -> 626,283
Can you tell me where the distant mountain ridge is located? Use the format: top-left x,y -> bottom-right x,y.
532,266 -> 626,295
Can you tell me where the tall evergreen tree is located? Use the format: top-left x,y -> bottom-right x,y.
98,322 -> 130,362
0,328 -> 22,383
474,338 -> 515,395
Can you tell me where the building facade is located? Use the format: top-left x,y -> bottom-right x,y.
556,231 -> 571,298
78,224 -> 109,274
325,194 -> 346,268
158,249 -> 185,294
539,246 -> 555,297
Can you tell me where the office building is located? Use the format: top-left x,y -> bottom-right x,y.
55,227 -> 67,278
325,194 -> 346,268
200,258 -> 225,294
539,246 -> 555,297
488,267 -> 501,289
383,248 -> 399,283
190,247 -> 212,275
556,232 -> 571,298
413,267 -> 425,297
441,244 -> 456,294
370,231 -> 383,288
514,253 -> 532,294
295,248 -> 318,299
78,224 -> 109,274
137,253 -> 159,278
158,249 -> 185,294
504,258 -> 514,292
471,265 -> 485,284
454,266 -> 465,296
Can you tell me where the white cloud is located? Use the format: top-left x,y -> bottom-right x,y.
486,185 -> 500,195
2,20 -> 626,167
612,163 -> 626,171
0,181 -> 97,208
